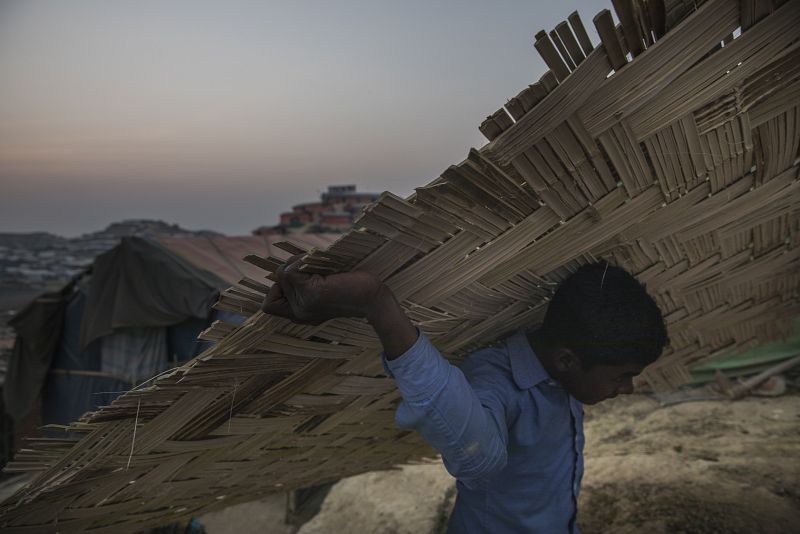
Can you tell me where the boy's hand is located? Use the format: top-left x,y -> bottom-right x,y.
261,255 -> 383,325
263,254 -> 418,358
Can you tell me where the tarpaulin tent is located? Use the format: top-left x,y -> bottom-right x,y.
690,317 -> 800,383
3,234 -> 338,426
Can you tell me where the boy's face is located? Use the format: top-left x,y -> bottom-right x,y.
560,361 -> 644,405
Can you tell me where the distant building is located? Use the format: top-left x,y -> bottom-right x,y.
253,185 -> 379,236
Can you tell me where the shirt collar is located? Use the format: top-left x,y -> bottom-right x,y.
507,329 -> 552,389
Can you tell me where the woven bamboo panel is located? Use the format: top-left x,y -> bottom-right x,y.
2,0 -> 799,531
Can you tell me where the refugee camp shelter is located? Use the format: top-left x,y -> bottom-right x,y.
3,234 -> 338,429
1,0 -> 799,532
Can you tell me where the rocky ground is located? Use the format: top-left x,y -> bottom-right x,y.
200,392 -> 800,534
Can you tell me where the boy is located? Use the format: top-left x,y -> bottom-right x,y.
262,259 -> 667,533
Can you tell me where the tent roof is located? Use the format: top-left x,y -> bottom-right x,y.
10,233 -> 340,345
156,234 -> 340,287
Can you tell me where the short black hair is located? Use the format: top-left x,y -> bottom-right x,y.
540,262 -> 668,367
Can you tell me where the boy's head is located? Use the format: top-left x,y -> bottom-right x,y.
539,262 -> 668,404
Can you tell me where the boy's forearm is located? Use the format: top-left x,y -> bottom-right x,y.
365,284 -> 418,360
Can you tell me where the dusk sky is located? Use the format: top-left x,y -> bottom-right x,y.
1,0 -> 607,236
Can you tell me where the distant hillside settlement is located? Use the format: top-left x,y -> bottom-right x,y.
0,220 -> 217,290
1,185 -> 379,293
253,185 -> 379,236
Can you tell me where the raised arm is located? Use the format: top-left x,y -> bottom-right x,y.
260,255 -> 418,356
262,257 -> 512,483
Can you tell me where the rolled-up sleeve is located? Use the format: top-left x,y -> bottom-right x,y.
383,330 -> 511,485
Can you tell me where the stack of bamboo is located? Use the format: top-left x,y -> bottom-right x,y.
2,0 -> 798,531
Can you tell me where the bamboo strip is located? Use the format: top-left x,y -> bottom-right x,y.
568,11 -> 595,55
612,0 -> 645,57
535,30 -> 572,81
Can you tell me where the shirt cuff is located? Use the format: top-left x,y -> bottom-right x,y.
381,328 -> 450,403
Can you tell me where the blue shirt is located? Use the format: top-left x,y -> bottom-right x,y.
383,328 -> 584,533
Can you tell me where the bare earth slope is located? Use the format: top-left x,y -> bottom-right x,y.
578,393 -> 800,533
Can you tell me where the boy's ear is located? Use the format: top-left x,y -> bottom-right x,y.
553,348 -> 582,373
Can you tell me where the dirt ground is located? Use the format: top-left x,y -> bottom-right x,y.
577,393 -> 800,533
201,392 -> 800,534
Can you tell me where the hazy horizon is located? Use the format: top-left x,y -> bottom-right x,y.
1,0 -> 608,237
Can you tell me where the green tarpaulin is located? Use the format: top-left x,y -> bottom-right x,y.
690,317 -> 800,383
